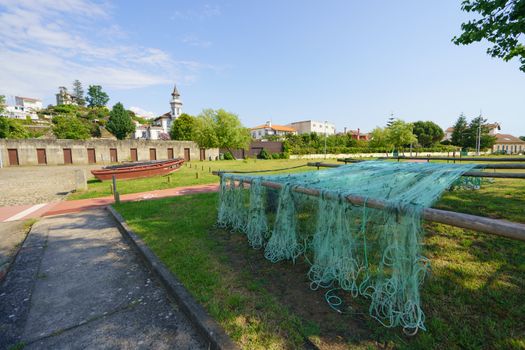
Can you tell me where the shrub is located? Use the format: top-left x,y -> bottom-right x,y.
271,152 -> 281,159
259,149 -> 271,159
223,151 -> 234,160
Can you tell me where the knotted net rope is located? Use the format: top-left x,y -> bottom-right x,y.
217,161 -> 478,333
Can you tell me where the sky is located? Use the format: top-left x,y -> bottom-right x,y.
0,0 -> 524,135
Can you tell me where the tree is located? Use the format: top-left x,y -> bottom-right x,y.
0,95 -> 6,115
192,109 -> 250,157
214,109 -> 251,154
464,116 -> 497,149
86,85 -> 109,107
451,114 -> 469,148
106,102 -> 135,140
369,127 -> 393,149
52,115 -> 91,139
72,80 -> 85,106
170,113 -> 196,140
386,119 -> 418,150
0,117 -> 29,139
520,136 -> 525,141
413,121 -> 445,147
453,0 -> 525,72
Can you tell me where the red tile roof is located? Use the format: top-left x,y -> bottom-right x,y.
251,124 -> 296,132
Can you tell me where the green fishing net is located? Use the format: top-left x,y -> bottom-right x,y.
217,161 -> 479,334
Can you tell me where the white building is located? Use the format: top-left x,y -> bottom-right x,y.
289,120 -> 336,135
132,121 -> 164,140
250,121 -> 297,139
2,96 -> 43,120
56,86 -> 79,106
153,85 -> 183,134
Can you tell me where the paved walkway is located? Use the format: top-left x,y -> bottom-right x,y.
0,184 -> 219,223
0,209 -> 205,349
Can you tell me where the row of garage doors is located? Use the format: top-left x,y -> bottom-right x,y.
5,147 -> 202,166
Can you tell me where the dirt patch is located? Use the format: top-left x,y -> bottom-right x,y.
213,228 -> 395,350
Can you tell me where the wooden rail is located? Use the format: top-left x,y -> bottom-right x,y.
308,162 -> 525,179
214,172 -> 525,242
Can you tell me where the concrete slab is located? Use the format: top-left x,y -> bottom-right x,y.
0,209 -> 204,349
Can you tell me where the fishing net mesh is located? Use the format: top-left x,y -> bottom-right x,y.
217,161 -> 478,333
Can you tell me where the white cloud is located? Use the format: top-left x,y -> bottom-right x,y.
129,106 -> 157,119
0,0 -> 214,100
171,3 -> 221,20
182,35 -> 212,48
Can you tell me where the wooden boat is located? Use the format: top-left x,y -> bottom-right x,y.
91,158 -> 185,181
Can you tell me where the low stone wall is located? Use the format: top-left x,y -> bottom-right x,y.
290,151 -> 491,159
0,139 -> 219,166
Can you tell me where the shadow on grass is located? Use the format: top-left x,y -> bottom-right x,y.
116,193 -> 525,350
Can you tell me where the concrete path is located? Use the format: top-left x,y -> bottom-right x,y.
0,209 -> 205,349
0,183 -> 219,223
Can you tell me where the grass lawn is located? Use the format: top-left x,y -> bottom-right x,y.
69,158 -> 334,200
114,174 -> 525,349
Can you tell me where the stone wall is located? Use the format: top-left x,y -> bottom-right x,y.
0,139 -> 219,166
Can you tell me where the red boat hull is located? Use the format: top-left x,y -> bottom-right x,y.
91,159 -> 185,181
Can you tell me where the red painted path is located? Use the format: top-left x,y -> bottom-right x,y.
0,184 -> 219,223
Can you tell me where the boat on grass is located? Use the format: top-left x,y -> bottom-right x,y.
91,158 -> 185,181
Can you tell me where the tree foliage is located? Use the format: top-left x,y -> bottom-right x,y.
451,114 -> 469,147
520,136 -> 525,141
86,85 -> 109,107
106,102 -> 135,140
0,95 -> 6,115
170,113 -> 196,140
453,0 -> 525,72
413,121 -> 445,147
72,80 -> 85,106
192,109 -> 250,155
369,127 -> 393,149
0,117 -> 29,139
450,114 -> 497,149
52,115 -> 91,140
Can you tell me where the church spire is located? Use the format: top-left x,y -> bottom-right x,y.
171,84 -> 180,97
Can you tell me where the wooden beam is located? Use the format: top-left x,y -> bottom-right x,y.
214,173 -> 525,242
308,162 -> 525,179
378,156 -> 525,162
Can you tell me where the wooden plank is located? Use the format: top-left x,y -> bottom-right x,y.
215,174 -> 525,242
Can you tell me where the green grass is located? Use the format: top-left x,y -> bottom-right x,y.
114,175 -> 525,349
69,159 -> 332,200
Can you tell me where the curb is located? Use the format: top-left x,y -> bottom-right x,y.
107,206 -> 240,350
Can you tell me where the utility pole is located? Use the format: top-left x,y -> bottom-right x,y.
476,110 -> 482,156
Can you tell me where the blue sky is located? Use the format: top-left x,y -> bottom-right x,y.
1,0 -> 524,135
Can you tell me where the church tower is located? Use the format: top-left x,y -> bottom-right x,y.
170,84 -> 183,119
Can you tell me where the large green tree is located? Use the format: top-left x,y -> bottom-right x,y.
0,117 -> 29,139
386,119 -> 418,151
451,114 -> 469,148
192,109 -> 250,157
86,85 -> 109,107
453,0 -> 525,72
72,80 -> 85,106
52,115 -> 91,140
106,102 -> 135,140
170,113 -> 196,140
520,136 -> 525,141
413,121 -> 445,147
